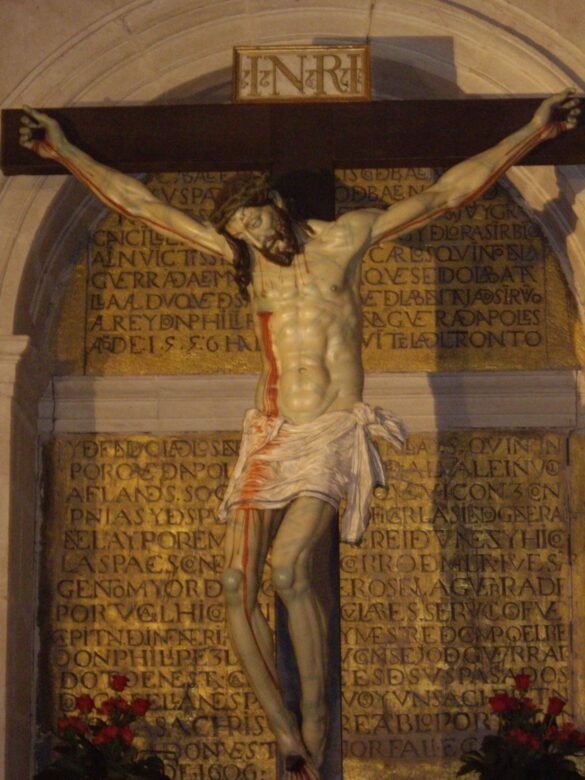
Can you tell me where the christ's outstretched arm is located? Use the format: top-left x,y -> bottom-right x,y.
20,107 -> 233,259
368,89 -> 581,245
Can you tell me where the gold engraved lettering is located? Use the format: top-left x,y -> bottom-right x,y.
40,434 -> 275,778
54,171 -> 262,376
341,431 -> 571,778
266,54 -> 306,96
336,168 -> 585,371
54,168 -> 584,376
234,45 -> 371,102
314,53 -> 344,96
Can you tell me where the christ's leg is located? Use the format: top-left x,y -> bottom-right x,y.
222,506 -> 313,770
271,497 -> 337,768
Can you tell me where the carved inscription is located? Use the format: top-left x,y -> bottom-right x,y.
336,168 -> 584,371
41,435 -> 275,779
74,171 -> 261,375
54,169 -> 582,376
340,431 -> 571,778
234,45 -> 371,102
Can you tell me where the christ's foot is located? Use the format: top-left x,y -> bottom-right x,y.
301,709 -> 328,769
283,754 -> 320,779
276,712 -> 317,778
285,755 -> 306,772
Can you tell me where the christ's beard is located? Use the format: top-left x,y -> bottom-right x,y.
259,208 -> 300,267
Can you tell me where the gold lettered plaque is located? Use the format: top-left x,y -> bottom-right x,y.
336,168 -> 585,371
40,429 -> 576,778
53,168 -> 585,377
341,430 -> 571,778
40,434 -> 276,779
53,171 -> 262,376
233,45 -> 371,103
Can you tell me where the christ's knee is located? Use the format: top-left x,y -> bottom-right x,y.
222,567 -> 244,607
272,564 -> 309,602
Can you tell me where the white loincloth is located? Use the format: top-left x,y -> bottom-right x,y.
219,402 -> 406,545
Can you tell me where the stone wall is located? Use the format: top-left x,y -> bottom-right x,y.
2,2 -> 585,777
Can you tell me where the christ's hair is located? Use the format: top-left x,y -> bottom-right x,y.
211,172 -> 274,303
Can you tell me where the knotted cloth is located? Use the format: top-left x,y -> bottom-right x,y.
219,402 -> 406,544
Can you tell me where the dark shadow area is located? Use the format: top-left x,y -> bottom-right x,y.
533,166 -> 585,300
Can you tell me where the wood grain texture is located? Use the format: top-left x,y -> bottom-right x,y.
3,99 -> 584,176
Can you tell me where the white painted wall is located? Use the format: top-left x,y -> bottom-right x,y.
1,2 -> 584,776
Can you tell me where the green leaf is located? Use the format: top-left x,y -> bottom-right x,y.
456,765 -> 480,776
462,751 -> 485,761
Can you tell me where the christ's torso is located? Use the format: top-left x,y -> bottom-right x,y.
250,211 -> 379,424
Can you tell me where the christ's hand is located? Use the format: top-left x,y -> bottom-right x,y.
532,88 -> 581,137
19,106 -> 67,159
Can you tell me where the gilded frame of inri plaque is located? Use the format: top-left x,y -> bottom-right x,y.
233,44 -> 372,103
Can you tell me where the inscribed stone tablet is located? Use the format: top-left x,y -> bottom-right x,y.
53,169 -> 584,375
341,431 -> 571,778
40,434 -> 275,779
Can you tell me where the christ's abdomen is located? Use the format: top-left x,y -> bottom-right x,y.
255,293 -> 363,423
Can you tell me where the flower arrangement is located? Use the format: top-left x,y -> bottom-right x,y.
457,674 -> 585,779
35,674 -> 171,779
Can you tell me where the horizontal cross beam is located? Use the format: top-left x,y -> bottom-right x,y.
2,98 -> 584,176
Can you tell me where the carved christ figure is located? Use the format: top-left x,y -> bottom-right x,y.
21,90 -> 580,778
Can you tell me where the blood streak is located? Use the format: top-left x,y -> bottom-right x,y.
41,144 -> 222,255
258,311 -> 279,417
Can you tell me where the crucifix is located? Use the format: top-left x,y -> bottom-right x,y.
2,82 -> 584,780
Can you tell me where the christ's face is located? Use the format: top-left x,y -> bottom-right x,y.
226,204 -> 298,266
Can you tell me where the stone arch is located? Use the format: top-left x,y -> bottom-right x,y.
2,4 -> 585,338
1,2 -> 585,777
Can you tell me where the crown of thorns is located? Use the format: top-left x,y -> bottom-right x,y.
210,172 -> 273,232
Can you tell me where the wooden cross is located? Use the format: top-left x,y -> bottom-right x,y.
3,98 -> 585,214
2,96 -> 584,779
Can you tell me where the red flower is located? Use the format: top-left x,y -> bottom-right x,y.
111,674 -> 129,692
112,697 -> 130,713
558,722 -> 576,741
93,725 -> 119,745
574,731 -> 585,747
522,697 -> 537,711
489,693 -> 511,713
57,716 -> 88,735
557,723 -> 585,747
119,725 -> 134,746
509,728 -> 531,745
131,698 -> 151,716
75,694 -> 94,714
508,728 -> 540,750
514,674 -> 531,691
547,696 -> 566,715
97,698 -> 115,717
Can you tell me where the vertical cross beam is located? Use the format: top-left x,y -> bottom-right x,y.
270,169 -> 341,778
